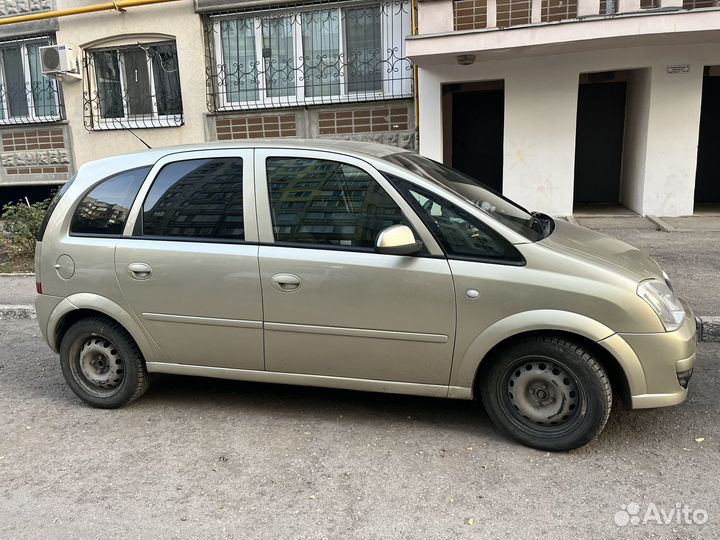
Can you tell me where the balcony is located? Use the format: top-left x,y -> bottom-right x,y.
410,0 -> 720,63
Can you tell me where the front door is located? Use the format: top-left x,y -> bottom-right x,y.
255,150 -> 456,385
115,149 -> 264,370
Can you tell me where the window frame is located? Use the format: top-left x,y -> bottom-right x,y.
122,148 -> 258,243
209,1 -> 412,111
0,36 -> 62,125
253,148 -> 443,256
86,40 -> 183,131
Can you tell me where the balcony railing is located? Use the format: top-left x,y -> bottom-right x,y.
452,0 -> 716,31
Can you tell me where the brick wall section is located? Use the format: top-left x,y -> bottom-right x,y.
216,114 -> 297,140
496,0 -> 532,26
318,107 -> 408,135
541,0 -> 577,21
1,127 -> 69,175
454,0 -> 487,31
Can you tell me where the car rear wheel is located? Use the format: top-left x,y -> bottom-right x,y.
480,335 -> 612,451
59,316 -> 150,408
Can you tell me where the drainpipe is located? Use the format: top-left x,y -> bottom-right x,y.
0,0 -> 181,25
410,0 -> 419,146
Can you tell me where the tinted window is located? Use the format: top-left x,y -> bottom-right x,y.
393,178 -> 523,264
70,167 -> 149,235
143,158 -> 244,240
266,157 -> 406,249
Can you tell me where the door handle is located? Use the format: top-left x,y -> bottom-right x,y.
128,262 -> 152,280
271,273 -> 301,292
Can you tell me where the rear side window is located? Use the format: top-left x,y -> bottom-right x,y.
36,175 -> 76,241
142,158 -> 245,241
70,167 -> 150,236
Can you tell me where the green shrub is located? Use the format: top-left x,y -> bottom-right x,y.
1,198 -> 50,258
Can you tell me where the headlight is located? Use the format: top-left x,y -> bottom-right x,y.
636,279 -> 685,332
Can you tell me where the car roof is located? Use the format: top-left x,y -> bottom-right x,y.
78,139 -> 411,182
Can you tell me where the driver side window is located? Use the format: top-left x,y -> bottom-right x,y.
392,177 -> 523,264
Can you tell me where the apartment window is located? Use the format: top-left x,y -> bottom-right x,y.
0,37 -> 61,124
84,41 -> 183,130
207,1 -> 412,111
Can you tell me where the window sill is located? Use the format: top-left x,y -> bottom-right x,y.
215,92 -> 414,112
0,116 -> 63,126
90,115 -> 184,131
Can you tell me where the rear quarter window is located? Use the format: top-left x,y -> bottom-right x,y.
36,175 -> 76,241
70,167 -> 151,236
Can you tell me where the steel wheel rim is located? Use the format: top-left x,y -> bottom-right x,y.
70,335 -> 125,398
499,355 -> 586,435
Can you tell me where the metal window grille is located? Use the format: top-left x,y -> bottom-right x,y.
640,0 -> 660,7
541,0 -> 578,22
204,0 -> 414,112
0,36 -> 63,126
496,0 -> 532,27
82,40 -> 184,130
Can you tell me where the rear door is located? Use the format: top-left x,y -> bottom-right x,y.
116,149 -> 263,370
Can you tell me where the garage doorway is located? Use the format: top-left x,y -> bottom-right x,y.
443,81 -> 504,193
574,72 -> 628,211
694,66 -> 720,210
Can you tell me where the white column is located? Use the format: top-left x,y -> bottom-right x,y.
487,0 -> 497,27
577,0 -> 601,16
417,0 -> 454,34
531,0 -> 542,23
417,68 -> 445,162
617,0 -> 641,12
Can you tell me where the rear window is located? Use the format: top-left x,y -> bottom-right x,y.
70,167 -> 150,236
36,176 -> 76,241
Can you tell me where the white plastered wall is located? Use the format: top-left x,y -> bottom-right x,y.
417,42 -> 720,216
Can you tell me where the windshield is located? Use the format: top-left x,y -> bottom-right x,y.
383,153 -> 553,241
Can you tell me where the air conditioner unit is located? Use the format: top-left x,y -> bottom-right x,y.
39,44 -> 79,76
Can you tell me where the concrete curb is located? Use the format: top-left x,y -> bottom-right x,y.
0,304 -> 718,342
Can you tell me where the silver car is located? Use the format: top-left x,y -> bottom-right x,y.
35,140 -> 696,451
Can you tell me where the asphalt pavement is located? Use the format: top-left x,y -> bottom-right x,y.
1,319 -> 719,539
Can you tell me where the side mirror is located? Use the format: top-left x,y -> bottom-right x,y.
375,224 -> 423,256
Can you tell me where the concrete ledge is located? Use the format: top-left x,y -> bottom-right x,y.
0,304 -> 718,342
0,304 -> 36,320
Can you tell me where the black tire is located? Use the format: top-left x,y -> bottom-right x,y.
479,335 -> 612,451
59,316 -> 150,408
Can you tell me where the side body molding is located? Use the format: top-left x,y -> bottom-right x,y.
449,309 -> 647,398
45,293 -> 166,364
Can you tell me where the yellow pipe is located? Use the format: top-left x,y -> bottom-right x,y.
0,0 -> 180,25
410,0 -> 419,145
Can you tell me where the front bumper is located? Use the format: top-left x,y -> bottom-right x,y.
601,300 -> 697,409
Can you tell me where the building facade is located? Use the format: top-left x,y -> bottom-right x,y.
409,0 -> 720,216
0,0 -> 718,216
0,0 -> 416,205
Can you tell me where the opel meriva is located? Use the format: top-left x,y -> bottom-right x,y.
35,140 -> 696,451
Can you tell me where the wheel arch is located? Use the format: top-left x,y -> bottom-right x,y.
47,293 -> 164,364
450,310 -> 645,405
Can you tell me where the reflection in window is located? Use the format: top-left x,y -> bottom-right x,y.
70,167 -> 150,235
266,157 -> 406,248
143,158 -> 244,240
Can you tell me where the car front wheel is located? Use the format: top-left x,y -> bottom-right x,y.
480,335 -> 612,451
59,316 -> 150,408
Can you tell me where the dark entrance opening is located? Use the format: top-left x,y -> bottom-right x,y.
444,81 -> 504,193
695,67 -> 720,208
0,185 -> 58,209
574,73 -> 627,208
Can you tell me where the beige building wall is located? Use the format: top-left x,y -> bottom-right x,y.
56,0 -> 207,166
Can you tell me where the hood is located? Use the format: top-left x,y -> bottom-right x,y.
538,219 -> 664,283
